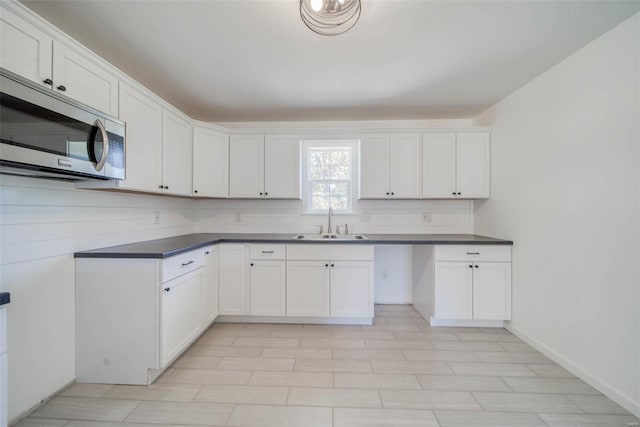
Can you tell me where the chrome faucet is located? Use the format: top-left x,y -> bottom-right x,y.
327,207 -> 333,235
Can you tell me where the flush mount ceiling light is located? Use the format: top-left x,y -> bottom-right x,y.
300,0 -> 361,36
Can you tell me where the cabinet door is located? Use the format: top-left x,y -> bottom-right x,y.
359,134 -> 389,199
389,133 -> 422,198
422,133 -> 456,198
434,262 -> 473,319
193,128 -> 229,197
249,260 -> 286,316
472,262 -> 511,320
330,261 -> 374,318
456,132 -> 490,198
118,84 -> 163,193
218,245 -> 248,315
0,6 -> 52,87
52,41 -> 119,116
229,134 -> 265,198
201,246 -> 219,326
286,261 -> 330,317
264,135 -> 300,199
160,269 -> 202,367
162,110 -> 193,196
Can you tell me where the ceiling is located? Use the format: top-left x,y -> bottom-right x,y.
21,1 -> 640,122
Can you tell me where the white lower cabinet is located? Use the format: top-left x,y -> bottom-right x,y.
218,244 -> 248,315
413,245 -> 512,326
249,261 -> 286,316
330,261 -> 374,317
287,261 -> 331,317
201,246 -> 219,326
75,246 -> 213,385
161,270 -> 202,366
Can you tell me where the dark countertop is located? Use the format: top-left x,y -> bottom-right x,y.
0,292 -> 10,306
74,233 -> 512,259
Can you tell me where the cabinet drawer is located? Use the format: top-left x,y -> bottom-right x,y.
286,244 -> 374,261
435,245 -> 511,262
162,249 -> 205,282
250,244 -> 286,260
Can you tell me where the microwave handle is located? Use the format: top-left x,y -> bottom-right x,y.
93,119 -> 110,172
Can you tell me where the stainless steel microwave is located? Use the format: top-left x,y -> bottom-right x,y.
0,68 -> 125,180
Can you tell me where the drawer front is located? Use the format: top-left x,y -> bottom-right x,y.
162,249 -> 205,282
286,244 -> 374,261
435,245 -> 511,262
250,244 -> 286,260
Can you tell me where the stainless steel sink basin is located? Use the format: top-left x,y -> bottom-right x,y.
292,234 -> 368,241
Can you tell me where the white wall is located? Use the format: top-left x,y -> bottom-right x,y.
473,14 -> 639,416
0,175 -> 196,421
196,198 -> 475,304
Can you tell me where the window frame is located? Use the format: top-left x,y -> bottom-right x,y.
301,139 -> 359,214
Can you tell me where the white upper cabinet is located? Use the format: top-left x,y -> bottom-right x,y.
161,110 -> 192,196
264,135 -> 301,199
229,134 -> 265,198
229,134 -> 300,199
0,5 -> 119,116
422,132 -> 490,199
192,127 -> 229,198
117,83 -> 163,193
359,133 -> 421,199
52,41 -> 119,117
456,132 -> 490,198
0,6 -> 52,86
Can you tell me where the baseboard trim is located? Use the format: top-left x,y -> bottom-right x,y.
506,324 -> 640,418
216,315 -> 373,326
429,317 -> 505,328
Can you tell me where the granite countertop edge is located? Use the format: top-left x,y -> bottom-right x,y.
74,233 -> 513,259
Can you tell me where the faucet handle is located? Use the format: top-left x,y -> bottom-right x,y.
335,225 -> 342,235
315,225 -> 324,235
344,224 -> 349,235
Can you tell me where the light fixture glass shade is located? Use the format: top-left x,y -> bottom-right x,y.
300,0 -> 361,36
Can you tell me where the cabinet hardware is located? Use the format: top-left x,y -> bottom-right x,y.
474,265 -> 479,268
265,192 -> 268,196
56,84 -> 66,92
158,185 -> 164,189
250,263 -> 254,266
466,252 -> 480,255
452,192 -> 457,195
194,190 -> 198,194
205,251 -> 210,255
331,264 -> 335,267
181,260 -> 194,267
261,251 -> 274,254
386,192 -> 390,195
325,263 -> 329,267
164,186 -> 169,190
468,265 -> 473,268
42,78 -> 53,85
391,192 -> 395,195
259,192 -> 263,196
457,192 -> 462,195
164,287 -> 170,292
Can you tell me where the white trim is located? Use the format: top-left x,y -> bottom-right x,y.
428,317 -> 505,328
506,324 -> 640,418
216,315 -> 373,326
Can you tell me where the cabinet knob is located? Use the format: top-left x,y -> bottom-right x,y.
56,85 -> 66,92
457,192 -> 462,196
250,263 -> 254,267
165,186 -> 169,190
164,287 -> 170,292
42,78 -> 53,85
205,251 -> 210,255
194,190 -> 198,194
452,192 -> 457,196
391,192 -> 395,195
386,192 -> 390,196
264,192 -> 268,196
325,263 -> 329,267
159,185 -> 164,189
259,192 -> 263,196
468,265 -> 473,268
331,264 -> 335,267
474,265 -> 479,268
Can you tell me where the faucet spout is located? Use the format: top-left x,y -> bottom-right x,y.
327,207 -> 333,235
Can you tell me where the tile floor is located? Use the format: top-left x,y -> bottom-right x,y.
16,305 -> 639,427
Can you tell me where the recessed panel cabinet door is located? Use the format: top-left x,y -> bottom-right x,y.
201,246 -> 219,325
193,127 -> 229,197
456,132 -> 490,198
286,261 -> 330,317
52,41 -> 119,116
472,262 -> 511,320
389,133 -> 422,198
359,134 -> 390,199
162,110 -> 192,196
0,6 -> 52,86
218,245 -> 248,315
422,133 -> 456,198
229,135 -> 265,198
330,261 -> 374,317
161,270 -> 203,367
434,262 -> 473,319
249,260 -> 286,316
264,135 -> 300,199
118,84 -> 163,193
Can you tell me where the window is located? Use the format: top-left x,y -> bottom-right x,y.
302,140 -> 358,213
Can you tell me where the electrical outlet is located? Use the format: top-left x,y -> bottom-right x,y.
422,212 -> 432,222
154,211 -> 160,225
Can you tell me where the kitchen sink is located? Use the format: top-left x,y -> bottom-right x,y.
292,234 -> 368,241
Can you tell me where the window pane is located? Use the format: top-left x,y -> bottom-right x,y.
309,165 -> 330,180
329,196 -> 348,210
330,163 -> 350,179
329,182 -> 348,195
306,144 -> 354,212
311,196 -> 330,211
310,182 -> 331,196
